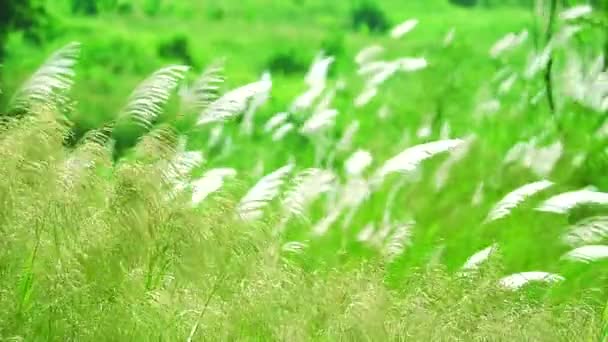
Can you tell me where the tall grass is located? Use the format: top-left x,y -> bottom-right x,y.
1,1 -> 608,339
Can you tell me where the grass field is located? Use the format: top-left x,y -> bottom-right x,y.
1,0 -> 608,340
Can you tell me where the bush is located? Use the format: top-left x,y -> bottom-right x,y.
321,32 -> 345,58
351,1 -> 390,34
157,34 -> 194,66
267,49 -> 310,75
448,0 -> 477,7
207,6 -> 225,21
71,0 -> 98,15
0,0 -> 49,57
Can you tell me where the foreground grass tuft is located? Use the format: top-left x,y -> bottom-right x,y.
0,115 -> 601,340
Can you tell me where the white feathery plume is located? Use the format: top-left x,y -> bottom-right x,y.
121,65 -> 189,129
396,57 -> 428,72
291,84 -> 325,111
179,60 -> 224,114
336,120 -> 360,152
345,150 -> 373,176
439,121 -> 451,139
357,223 -> 376,242
340,177 -> 371,211
264,112 -> 289,133
207,125 -> 224,149
498,73 -> 518,95
390,19 -> 419,39
503,139 -> 562,177
524,46 -> 553,79
252,160 -> 265,179
282,168 -> 337,219
197,79 -> 272,125
358,61 -> 390,77
163,138 -> 205,184
490,30 -> 528,59
312,208 -> 343,236
485,180 -> 554,222
366,62 -> 400,87
461,244 -> 498,271
170,151 -> 204,177
416,115 -> 432,139
471,182 -> 485,206
11,42 -> 81,111
524,25 -> 581,79
300,108 -> 339,134
561,245 -> 608,263
191,168 -> 237,205
272,123 -> 295,141
354,87 -> 378,108
313,86 -> 336,114
241,71 -> 272,135
282,241 -> 308,254
562,216 -> 608,247
355,45 -> 384,65
237,164 -> 294,221
443,28 -> 456,47
375,139 -> 464,180
537,188 -> 608,214
290,52 -> 333,112
474,99 -> 501,117
559,5 -> 592,21
572,152 -> 586,168
524,141 -> 563,177
434,135 -> 475,190
499,272 -> 564,290
377,105 -> 392,120
563,51 -> 608,113
305,53 -> 334,88
383,222 -> 414,260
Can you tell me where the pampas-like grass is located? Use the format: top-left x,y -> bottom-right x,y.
537,189 -> 608,214
499,272 -> 565,290
197,80 -> 272,125
375,139 -> 463,181
355,45 -> 384,66
561,245 -> 608,263
489,30 -> 528,58
10,42 -> 81,112
485,180 -> 553,222
237,164 -> 294,221
121,65 -> 189,129
179,59 -> 224,115
390,19 -> 419,39
281,168 -> 336,220
559,5 -> 593,21
461,244 -> 498,271
562,216 -> 608,247
191,168 -> 237,206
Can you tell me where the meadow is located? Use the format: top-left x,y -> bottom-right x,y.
0,0 -> 607,340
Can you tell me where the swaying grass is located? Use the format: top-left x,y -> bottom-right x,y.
0,117 -> 600,340
2,0 -> 608,340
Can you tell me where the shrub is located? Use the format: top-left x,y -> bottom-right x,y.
157,34 -> 194,66
71,0 -> 98,15
267,49 -> 310,75
449,0 -> 477,7
351,1 -> 390,33
207,6 -> 225,21
321,32 -> 345,58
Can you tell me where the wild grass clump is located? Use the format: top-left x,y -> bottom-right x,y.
0,112 -> 600,340
1,1 -> 608,339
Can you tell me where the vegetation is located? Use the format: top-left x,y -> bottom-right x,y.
0,0 -> 608,340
